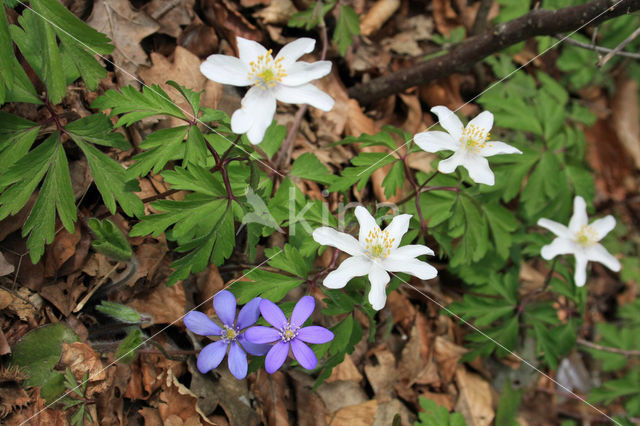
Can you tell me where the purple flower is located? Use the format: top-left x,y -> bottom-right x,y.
183,290 -> 269,379
244,296 -> 334,374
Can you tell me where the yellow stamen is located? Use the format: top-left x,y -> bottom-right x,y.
365,227 -> 395,259
461,124 -> 491,153
247,50 -> 286,89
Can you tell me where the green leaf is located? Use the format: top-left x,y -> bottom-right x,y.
333,5 -> 360,55
449,196 -> 489,266
4,55 -> 41,104
495,381 -> 523,426
65,114 -> 131,150
0,3 -> 14,95
230,269 -> 303,304
87,218 -> 133,262
167,80 -> 201,117
381,160 -> 404,199
288,1 -> 335,30
0,111 -> 40,173
290,152 -> 337,185
483,202 -> 519,259
96,301 -> 142,324
533,321 -> 560,369
58,31 -> 107,91
265,244 -> 311,278
126,126 -> 190,178
415,397 -> 467,426
328,152 -> 396,192
40,14 -> 66,104
115,328 -> 143,364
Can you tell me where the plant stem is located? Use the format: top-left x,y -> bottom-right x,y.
576,338 -> 640,356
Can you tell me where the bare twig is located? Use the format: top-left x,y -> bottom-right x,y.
598,25 -> 640,66
558,33 -> 640,61
577,337 -> 640,356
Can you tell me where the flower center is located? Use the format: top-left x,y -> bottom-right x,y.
365,227 -> 394,260
461,124 -> 490,153
220,325 -> 239,343
279,323 -> 299,342
248,49 -> 287,90
575,225 -> 598,247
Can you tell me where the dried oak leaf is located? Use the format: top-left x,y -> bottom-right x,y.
328,400 -> 378,426
40,274 -> 86,317
126,281 -> 186,327
0,252 -> 14,277
325,354 -> 363,383
59,341 -> 109,399
251,370 -> 291,425
157,368 -> 214,425
454,366 -> 495,426
363,349 -> 397,402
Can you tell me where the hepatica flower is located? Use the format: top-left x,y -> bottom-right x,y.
312,206 -> 437,310
183,290 -> 268,379
200,37 -> 334,144
244,296 -> 334,374
414,106 -> 522,185
538,196 -> 621,287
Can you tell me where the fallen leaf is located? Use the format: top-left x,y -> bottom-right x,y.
364,349 -> 396,402
40,274 -> 86,317
0,252 -> 14,277
432,0 -> 460,36
611,76 -> 640,169
4,388 -> 66,426
139,406 -> 164,426
325,354 -> 363,383
381,15 -> 434,56
59,342 -> 108,399
398,313 -> 430,386
251,370 -> 291,425
44,224 -> 82,276
360,0 -> 400,37
434,336 -> 467,383
158,368 -> 214,424
289,370 -> 329,426
0,287 -> 42,322
144,0 -> 195,38
178,19 -> 219,58
316,380 -> 368,413
0,366 -> 29,419
419,391 -> 453,411
328,400 -> 378,426
454,366 -> 495,426
253,0 -> 297,25
373,399 -> 412,426
386,291 -> 416,333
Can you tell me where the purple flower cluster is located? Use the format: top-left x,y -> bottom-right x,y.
184,291 -> 333,379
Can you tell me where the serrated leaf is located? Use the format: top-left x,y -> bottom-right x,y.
333,5 -> 360,55
290,152 -> 337,185
115,328 -> 143,364
381,160 -> 403,199
328,152 -> 396,192
4,55 -> 41,104
288,1 -> 335,30
265,244 -> 311,278
96,301 -> 142,323
65,114 -> 131,150
0,3 -> 14,89
126,126 -> 189,178
230,268 -> 303,304
40,16 -> 65,104
0,111 -> 40,173
57,31 -> 107,90
88,218 -> 133,261
167,80 -> 201,117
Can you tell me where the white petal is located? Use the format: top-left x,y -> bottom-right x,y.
431,106 -> 464,141
273,84 -> 334,111
231,87 -> 277,144
200,55 -> 250,86
413,131 -> 459,153
590,216 -> 616,241
586,244 -> 621,272
462,154 -> 495,186
281,61 -> 331,86
569,196 -> 588,234
438,150 -> 465,174
381,256 -> 438,280
383,214 -> 412,250
355,206 -> 379,244
467,110 -> 494,134
540,238 -> 576,260
537,218 -> 572,239
480,141 -> 522,157
312,227 -> 365,257
276,37 -> 315,67
368,264 -> 390,310
237,37 -> 267,66
574,253 -> 588,287
391,244 -> 434,258
323,256 -> 372,289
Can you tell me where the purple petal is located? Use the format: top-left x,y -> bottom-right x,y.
297,326 -> 334,344
197,340 -> 228,374
184,311 -> 222,336
213,290 -> 237,327
290,296 -> 315,328
236,297 -> 261,330
238,334 -> 270,356
291,339 -> 317,370
244,326 -> 281,344
227,341 -> 248,379
259,299 -> 287,329
265,341 -> 289,374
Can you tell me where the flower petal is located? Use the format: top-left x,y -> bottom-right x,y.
273,83 -> 334,111
265,341 -> 289,374
413,131 -> 459,153
297,326 -> 334,344
291,339 -> 317,370
540,238 -> 575,260
480,141 -> 522,157
586,244 -> 621,272
355,205 -> 379,244
281,61 -> 331,86
275,37 -> 315,67
323,256 -> 372,289
231,87 -> 277,144
236,37 -> 267,66
368,263 -> 390,310
431,106 -> 464,141
312,227 -> 365,257
569,196 -> 588,234
227,341 -> 248,379
290,296 -> 315,328
437,150 -> 465,174
183,311 -> 222,336
537,218 -> 572,239
590,215 -> 616,241
391,244 -> 434,258
213,290 -> 236,327
380,256 -> 438,280
384,214 -> 412,250
260,299 -> 288,329
573,253 -> 588,287
197,340 -> 227,374
467,110 -> 494,133
200,55 -> 250,87
236,297 -> 262,330
237,334 -> 271,356
244,326 -> 281,344
462,154 -> 495,186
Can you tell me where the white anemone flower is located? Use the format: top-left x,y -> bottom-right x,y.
200,37 -> 334,144
538,196 -> 621,287
413,106 -> 522,185
312,206 -> 437,310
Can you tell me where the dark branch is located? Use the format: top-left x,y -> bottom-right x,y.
348,0 -> 640,105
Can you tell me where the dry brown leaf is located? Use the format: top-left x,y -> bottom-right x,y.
158,369 -> 214,425
316,380 -> 369,413
414,360 -> 441,386
434,336 -> 467,382
127,280 -> 185,326
420,392 -> 454,411
139,406 -> 164,426
386,291 -> 416,333
611,76 -> 640,169
40,275 -> 86,317
144,0 -> 195,38
398,313 -> 430,385
381,15 -> 434,56
364,350 -> 396,402
326,354 -> 363,383
44,225 -> 82,276
4,388 -> 66,426
289,370 -> 329,426
253,0 -> 297,25
0,252 -> 14,277
129,240 -> 169,286
251,370 -> 291,425
328,400 -> 378,426
60,342 -> 109,398
179,20 -> 220,58
432,0 -> 460,36
201,0 -> 264,43
454,366 -> 495,426
360,0 -> 400,37
373,399 -> 412,426
194,264 -> 225,318
0,287 -> 42,322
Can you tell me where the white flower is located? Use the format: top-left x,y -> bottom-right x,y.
200,37 -> 334,144
413,106 -> 522,185
538,196 -> 621,287
312,206 -> 437,310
